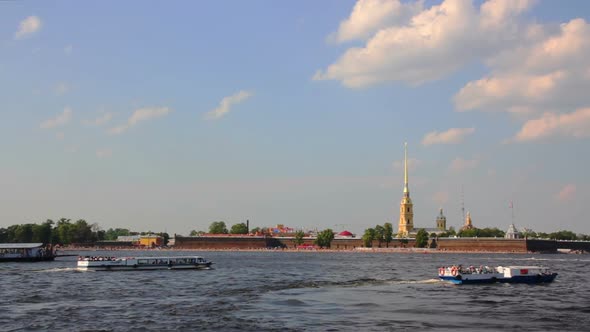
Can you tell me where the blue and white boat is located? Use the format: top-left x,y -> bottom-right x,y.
77,256 -> 213,271
438,265 -> 557,285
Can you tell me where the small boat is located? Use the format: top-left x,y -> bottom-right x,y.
77,255 -> 213,271
0,243 -> 56,262
438,265 -> 557,285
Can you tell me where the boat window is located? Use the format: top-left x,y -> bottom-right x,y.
138,259 -> 148,265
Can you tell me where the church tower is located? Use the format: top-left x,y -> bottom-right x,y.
398,143 -> 414,236
436,208 -> 446,231
461,211 -> 474,231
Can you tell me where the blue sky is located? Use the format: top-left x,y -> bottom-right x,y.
1,0 -> 589,235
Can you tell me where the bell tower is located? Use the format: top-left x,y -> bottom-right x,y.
398,142 -> 414,236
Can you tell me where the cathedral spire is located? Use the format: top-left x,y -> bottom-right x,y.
403,142 -> 409,197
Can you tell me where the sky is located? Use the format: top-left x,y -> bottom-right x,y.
1,0 -> 589,236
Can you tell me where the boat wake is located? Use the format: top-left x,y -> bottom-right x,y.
387,278 -> 442,285
34,267 -> 79,273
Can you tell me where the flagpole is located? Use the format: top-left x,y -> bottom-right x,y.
510,201 -> 514,225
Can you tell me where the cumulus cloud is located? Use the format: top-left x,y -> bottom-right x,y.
556,184 -> 576,201
109,107 -> 171,135
448,157 -> 479,172
331,0 -> 423,43
15,16 -> 42,39
314,0 -> 536,87
513,108 -> 590,142
205,91 -> 253,120
422,127 -> 475,146
83,113 -> 113,126
40,107 -> 72,129
455,18 -> 590,114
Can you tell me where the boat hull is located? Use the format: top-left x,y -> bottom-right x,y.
440,273 -> 558,285
0,256 -> 56,263
77,263 -> 212,271
77,256 -> 213,271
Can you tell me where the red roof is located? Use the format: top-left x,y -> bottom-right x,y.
338,230 -> 353,236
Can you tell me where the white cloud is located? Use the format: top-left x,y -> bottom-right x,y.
513,108 -> 590,142
64,45 -> 73,55
556,184 -> 576,201
332,0 -> 424,43
109,107 -> 171,135
83,113 -> 113,126
15,16 -> 42,40
422,127 -> 475,146
448,157 -> 479,172
205,91 -> 253,120
96,149 -> 113,159
314,0 -> 536,87
40,107 -> 72,129
454,18 -> 590,122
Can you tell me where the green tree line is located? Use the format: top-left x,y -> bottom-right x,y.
0,218 -> 169,245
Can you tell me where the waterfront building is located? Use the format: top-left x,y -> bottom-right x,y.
505,223 -> 521,239
398,143 -> 414,237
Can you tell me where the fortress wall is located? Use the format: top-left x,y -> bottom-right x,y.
175,235 -> 533,252
174,236 -> 268,249
437,238 -> 527,252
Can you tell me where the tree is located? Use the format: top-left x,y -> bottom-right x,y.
250,227 -> 261,234
374,225 -> 385,248
362,228 -> 376,247
104,228 -> 131,241
294,230 -> 305,246
13,224 -> 34,243
230,223 -> 248,234
415,228 -> 429,248
384,223 -> 393,247
209,221 -> 228,234
0,228 -> 7,243
189,230 -> 205,236
314,229 -> 335,249
32,220 -> 53,244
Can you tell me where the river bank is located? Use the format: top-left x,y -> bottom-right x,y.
57,246 -> 543,254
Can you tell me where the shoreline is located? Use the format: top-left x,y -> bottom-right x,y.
58,247 -> 557,254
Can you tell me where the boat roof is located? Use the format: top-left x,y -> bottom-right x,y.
0,243 -> 44,249
116,256 -> 205,259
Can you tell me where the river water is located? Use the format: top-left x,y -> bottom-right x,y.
0,251 -> 588,331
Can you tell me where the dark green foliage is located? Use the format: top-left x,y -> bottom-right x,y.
294,230 -> 305,246
384,223 -> 393,247
314,229 -> 335,249
230,223 -> 248,234
374,225 -> 385,247
208,221 -> 228,234
415,228 -> 428,248
362,228 -> 376,247
457,227 -> 505,238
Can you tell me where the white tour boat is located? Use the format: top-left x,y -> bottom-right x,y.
438,265 -> 557,285
77,255 -> 213,271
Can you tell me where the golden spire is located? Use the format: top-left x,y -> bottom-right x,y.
403,142 -> 409,196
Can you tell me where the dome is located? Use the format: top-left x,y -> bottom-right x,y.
338,230 -> 353,237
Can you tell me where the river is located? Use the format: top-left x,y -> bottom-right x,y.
0,251 -> 588,331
